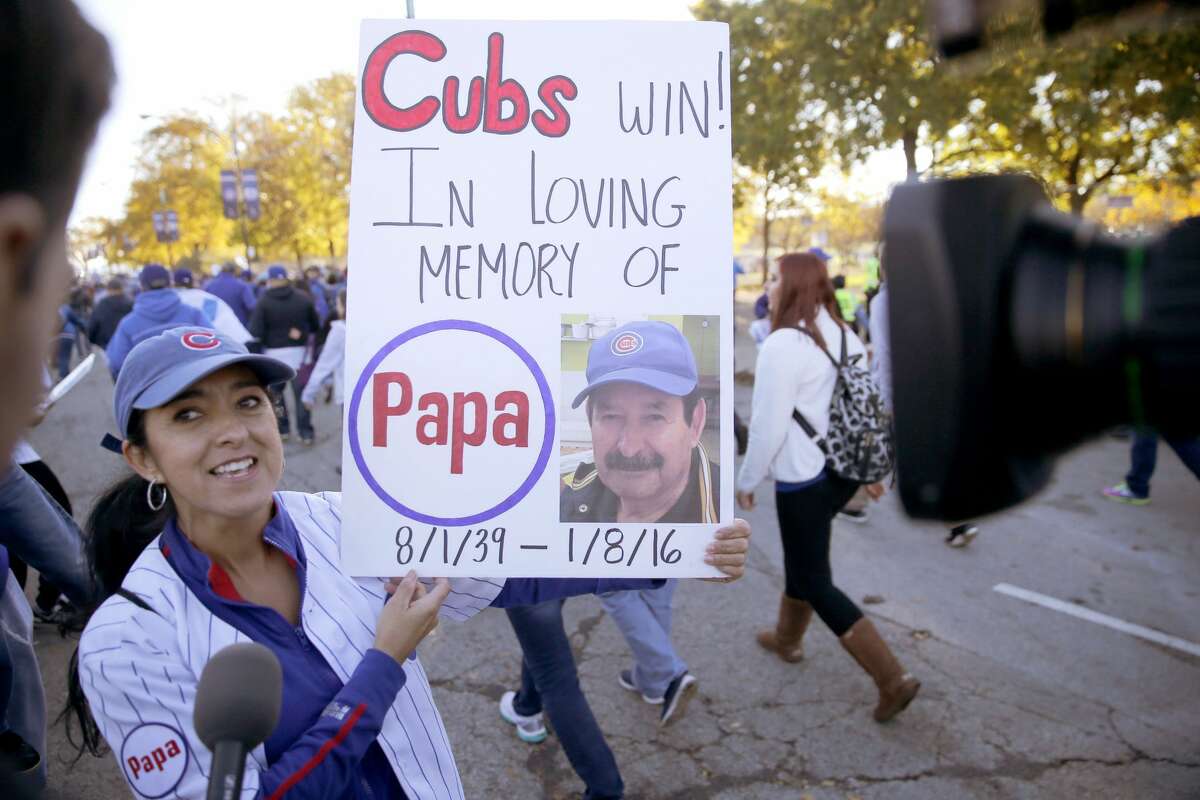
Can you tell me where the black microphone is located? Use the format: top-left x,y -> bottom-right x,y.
194,642 -> 283,800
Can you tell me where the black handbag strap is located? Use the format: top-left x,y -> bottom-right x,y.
789,321 -> 848,453
793,323 -> 846,369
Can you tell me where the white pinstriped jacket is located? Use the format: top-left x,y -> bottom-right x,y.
78,491 -> 502,800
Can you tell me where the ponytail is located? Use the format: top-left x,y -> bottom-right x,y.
60,410 -> 174,760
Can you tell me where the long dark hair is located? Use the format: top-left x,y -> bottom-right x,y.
60,409 -> 175,760
769,251 -> 845,349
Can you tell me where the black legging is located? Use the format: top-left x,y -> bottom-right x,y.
774,474 -> 863,637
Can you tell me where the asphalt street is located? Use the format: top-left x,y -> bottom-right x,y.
22,303 -> 1200,799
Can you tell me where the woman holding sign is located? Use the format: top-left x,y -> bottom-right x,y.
736,252 -> 919,723
63,326 -> 750,800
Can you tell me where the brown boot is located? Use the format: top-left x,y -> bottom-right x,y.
839,617 -> 920,722
756,595 -> 813,662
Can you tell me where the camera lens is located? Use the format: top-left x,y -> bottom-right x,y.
1009,211 -> 1200,453
884,175 -> 1200,520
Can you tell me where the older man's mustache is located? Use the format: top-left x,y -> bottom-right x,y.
605,451 -> 664,471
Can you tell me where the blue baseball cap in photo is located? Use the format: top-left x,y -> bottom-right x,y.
173,267 -> 194,287
113,327 -> 294,439
807,246 -> 832,262
267,265 -> 288,280
571,320 -> 698,409
140,263 -> 170,290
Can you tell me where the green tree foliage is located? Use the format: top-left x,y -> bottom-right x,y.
933,20 -> 1200,214
696,0 -> 1199,245
695,0 -> 826,275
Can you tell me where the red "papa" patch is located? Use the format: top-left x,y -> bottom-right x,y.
120,723 -> 189,798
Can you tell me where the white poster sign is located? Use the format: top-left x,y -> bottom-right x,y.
343,20 -> 733,576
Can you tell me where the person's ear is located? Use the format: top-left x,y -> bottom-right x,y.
0,194 -> 47,307
122,440 -> 162,484
689,397 -> 707,443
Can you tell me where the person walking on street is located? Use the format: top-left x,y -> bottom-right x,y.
174,266 -> 254,345
300,290 -> 346,412
104,263 -> 210,378
54,290 -> 88,379
1103,430 -> 1200,505
85,277 -> 131,349
205,261 -> 258,324
737,251 -> 919,723
304,264 -> 330,323
249,264 -> 320,444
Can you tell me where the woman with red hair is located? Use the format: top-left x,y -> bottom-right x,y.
736,252 -> 919,723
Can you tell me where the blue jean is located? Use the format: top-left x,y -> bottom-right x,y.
506,599 -> 623,800
598,580 -> 686,698
273,378 -> 313,439
1125,432 -> 1200,498
55,336 -> 74,380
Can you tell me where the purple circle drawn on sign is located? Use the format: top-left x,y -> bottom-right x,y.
347,319 -> 556,527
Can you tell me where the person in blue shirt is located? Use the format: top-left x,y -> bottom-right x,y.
104,264 -> 210,378
303,265 -> 330,323
65,327 -> 751,800
205,261 -> 258,325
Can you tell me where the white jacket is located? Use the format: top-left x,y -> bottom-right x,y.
301,320 -> 346,407
737,308 -> 867,489
78,491 -> 501,800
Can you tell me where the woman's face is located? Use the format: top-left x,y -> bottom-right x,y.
127,365 -> 283,528
766,271 -> 781,309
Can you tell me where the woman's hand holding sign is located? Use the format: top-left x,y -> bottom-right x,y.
374,572 -> 451,664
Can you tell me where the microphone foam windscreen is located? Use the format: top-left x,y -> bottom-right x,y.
193,642 -> 283,750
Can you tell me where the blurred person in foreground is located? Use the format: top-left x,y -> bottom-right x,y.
737,251 -> 919,723
0,0 -> 113,790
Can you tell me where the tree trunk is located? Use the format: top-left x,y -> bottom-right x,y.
1066,151 -> 1084,215
761,198 -> 773,281
758,184 -> 777,281
902,128 -> 919,180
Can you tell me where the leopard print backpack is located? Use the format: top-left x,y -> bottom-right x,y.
791,324 -> 895,484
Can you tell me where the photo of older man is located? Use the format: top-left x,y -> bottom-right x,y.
560,319 -> 719,524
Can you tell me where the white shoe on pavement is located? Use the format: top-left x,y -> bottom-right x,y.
499,691 -> 547,743
618,669 -> 664,705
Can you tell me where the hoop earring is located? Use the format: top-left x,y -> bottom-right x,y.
146,480 -> 168,512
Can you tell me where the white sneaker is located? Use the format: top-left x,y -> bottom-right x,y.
837,507 -> 870,524
618,669 -> 664,705
499,691 -> 547,743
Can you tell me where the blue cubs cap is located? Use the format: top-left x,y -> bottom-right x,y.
173,267 -> 194,287
140,263 -> 170,290
113,327 -> 294,439
807,246 -> 832,262
267,265 -> 288,280
571,321 -> 698,409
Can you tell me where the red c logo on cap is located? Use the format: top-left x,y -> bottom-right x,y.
611,332 -> 643,356
181,332 -> 220,351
